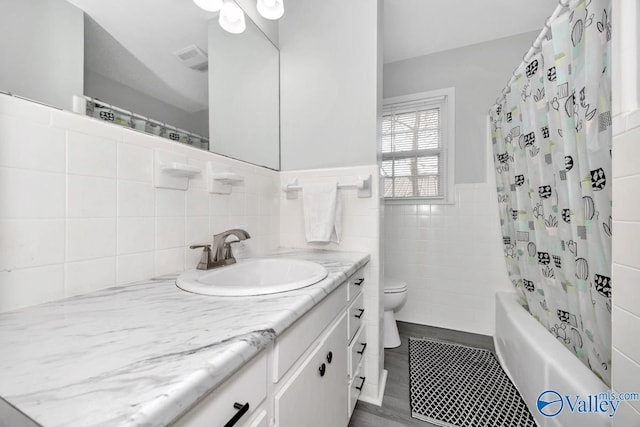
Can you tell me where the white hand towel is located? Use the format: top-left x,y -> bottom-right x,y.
302,182 -> 342,243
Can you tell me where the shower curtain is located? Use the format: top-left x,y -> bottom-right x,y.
489,0 -> 612,385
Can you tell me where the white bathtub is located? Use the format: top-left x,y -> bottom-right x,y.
494,292 -> 610,427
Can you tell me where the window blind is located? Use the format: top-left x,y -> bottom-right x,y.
382,105 -> 443,199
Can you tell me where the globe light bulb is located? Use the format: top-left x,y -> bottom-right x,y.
219,1 -> 246,34
257,0 -> 284,20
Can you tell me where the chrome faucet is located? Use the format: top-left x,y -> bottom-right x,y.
189,229 -> 251,270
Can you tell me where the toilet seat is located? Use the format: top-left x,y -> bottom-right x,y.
384,277 -> 407,293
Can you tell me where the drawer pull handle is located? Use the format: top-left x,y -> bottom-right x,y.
319,363 -> 326,377
224,402 -> 250,427
355,376 -> 366,391
326,351 -> 333,364
357,342 -> 367,355
354,278 -> 365,286
354,308 -> 365,319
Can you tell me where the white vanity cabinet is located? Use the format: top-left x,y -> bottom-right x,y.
274,314 -> 348,427
173,264 -> 368,427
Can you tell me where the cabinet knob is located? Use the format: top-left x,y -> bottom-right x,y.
355,376 -> 366,391
319,363 -> 326,377
326,351 -> 333,364
354,308 -> 365,319
356,342 -> 367,355
224,402 -> 250,427
354,278 -> 365,286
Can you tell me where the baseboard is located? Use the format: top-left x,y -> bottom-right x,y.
358,369 -> 388,406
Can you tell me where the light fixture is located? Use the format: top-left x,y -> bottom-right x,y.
256,0 -> 284,20
219,0 -> 246,34
193,0 -> 223,12
194,0 -> 283,34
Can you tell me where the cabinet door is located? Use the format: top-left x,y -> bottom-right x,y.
275,314 -> 348,427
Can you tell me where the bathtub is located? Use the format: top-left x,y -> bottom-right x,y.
494,292 -> 610,427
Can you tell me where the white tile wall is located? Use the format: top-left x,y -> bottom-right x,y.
279,165 -> 383,403
383,183 -> 512,336
612,123 -> 640,424
0,220 -> 65,270
116,252 -> 154,285
67,131 -> 117,178
0,115 -> 65,172
0,94 -> 280,312
0,167 -> 65,218
612,12 -> 638,416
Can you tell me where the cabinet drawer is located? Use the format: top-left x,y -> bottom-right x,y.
348,365 -> 366,418
275,314 -> 348,427
347,291 -> 365,342
273,285 -> 347,382
348,325 -> 367,379
347,269 -> 365,302
173,352 -> 267,427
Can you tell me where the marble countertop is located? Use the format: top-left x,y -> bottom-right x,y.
0,249 -> 369,427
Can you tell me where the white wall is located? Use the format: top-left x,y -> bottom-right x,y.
84,70 -> 209,137
385,186 -> 510,336
612,0 -> 640,118
611,124 -> 640,424
381,32 -> 539,335
278,0 -> 383,403
0,94 -> 280,313
279,165 -> 383,403
383,31 -> 538,184
0,0 -> 84,111
279,0 -> 379,171
611,1 -> 640,423
384,130 -> 511,336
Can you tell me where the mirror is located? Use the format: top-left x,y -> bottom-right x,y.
0,0 -> 280,170
209,17 -> 280,170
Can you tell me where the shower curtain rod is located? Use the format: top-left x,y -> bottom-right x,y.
499,0 -> 571,99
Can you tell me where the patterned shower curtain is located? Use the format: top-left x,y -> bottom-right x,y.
489,0 -> 612,385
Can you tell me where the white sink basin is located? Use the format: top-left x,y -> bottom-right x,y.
176,258 -> 328,296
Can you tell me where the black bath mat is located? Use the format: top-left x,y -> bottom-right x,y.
408,338 -> 536,427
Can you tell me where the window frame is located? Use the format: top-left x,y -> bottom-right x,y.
381,87 -> 455,204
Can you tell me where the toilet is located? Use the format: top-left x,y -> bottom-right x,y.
383,277 -> 408,348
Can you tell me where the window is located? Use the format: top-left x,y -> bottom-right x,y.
381,88 -> 454,202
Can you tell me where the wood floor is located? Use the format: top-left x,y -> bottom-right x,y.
349,321 -> 495,427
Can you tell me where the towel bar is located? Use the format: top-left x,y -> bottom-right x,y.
282,175 -> 372,199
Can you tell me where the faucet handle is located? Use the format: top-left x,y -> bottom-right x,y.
222,240 -> 243,260
189,244 -> 211,250
189,244 -> 212,270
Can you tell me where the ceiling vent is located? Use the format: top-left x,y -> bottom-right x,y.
174,45 -> 209,72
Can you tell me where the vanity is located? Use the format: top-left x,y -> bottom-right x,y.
0,250 -> 369,427
176,259 -> 367,427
